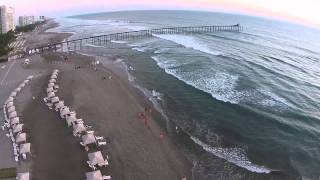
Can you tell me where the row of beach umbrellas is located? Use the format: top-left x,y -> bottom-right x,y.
1,76 -> 33,180
44,69 -> 111,180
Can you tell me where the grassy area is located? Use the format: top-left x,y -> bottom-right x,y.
0,167 -> 16,179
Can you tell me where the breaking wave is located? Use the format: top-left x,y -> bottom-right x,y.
153,34 -> 223,56
191,136 -> 272,174
151,56 -> 247,104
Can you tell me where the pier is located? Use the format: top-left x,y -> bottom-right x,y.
20,24 -> 242,57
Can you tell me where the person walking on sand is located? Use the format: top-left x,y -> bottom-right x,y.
160,132 -> 165,141
144,117 -> 150,129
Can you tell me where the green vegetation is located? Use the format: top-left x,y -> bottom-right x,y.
15,21 -> 45,33
0,30 -> 15,57
0,167 -> 16,179
0,21 -> 46,58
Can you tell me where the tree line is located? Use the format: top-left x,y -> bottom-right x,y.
0,21 -> 46,58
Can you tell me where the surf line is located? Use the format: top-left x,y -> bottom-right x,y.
0,60 -> 16,86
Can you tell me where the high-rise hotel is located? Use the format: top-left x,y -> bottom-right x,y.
0,5 -> 15,33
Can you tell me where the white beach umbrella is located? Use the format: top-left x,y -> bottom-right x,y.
73,123 -> 86,134
10,117 -> 20,126
51,97 -> 59,104
17,172 -> 30,180
47,92 -> 55,98
66,115 -> 77,126
8,106 -> 16,113
82,133 -> 96,145
19,143 -> 31,154
49,79 -> 56,83
6,101 -> 14,108
13,124 -> 24,134
15,87 -> 22,92
51,74 -> 57,79
9,111 -> 17,119
48,83 -> 55,88
60,107 -> 70,118
18,83 -> 25,88
24,79 -> 29,83
88,151 -> 104,166
27,75 -> 33,80
46,87 -> 54,93
6,97 -> 14,102
53,69 -> 59,73
55,101 -> 64,109
11,92 -> 17,97
16,132 -> 27,143
86,170 -> 103,180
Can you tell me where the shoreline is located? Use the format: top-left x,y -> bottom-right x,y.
3,19 -> 296,180
15,20 -> 193,179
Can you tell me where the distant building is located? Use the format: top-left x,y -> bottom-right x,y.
0,5 -> 15,33
19,16 -> 35,26
39,16 -> 46,21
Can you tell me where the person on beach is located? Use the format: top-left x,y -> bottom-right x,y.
160,132 -> 165,141
144,117 -> 150,129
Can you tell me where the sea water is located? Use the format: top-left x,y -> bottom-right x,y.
51,10 -> 320,179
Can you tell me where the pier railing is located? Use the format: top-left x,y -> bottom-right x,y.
17,24 -> 242,57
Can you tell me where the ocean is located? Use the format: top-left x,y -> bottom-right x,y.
51,10 -> 320,179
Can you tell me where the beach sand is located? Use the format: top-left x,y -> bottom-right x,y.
24,20 -> 72,50
15,21 -> 192,179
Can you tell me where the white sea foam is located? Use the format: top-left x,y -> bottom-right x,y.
152,89 -> 162,100
132,47 -> 147,52
191,136 -> 272,174
153,34 -> 222,56
85,44 -> 105,48
120,61 -> 136,82
111,40 -> 127,44
106,20 -> 146,31
151,56 -> 246,104
255,89 -> 290,110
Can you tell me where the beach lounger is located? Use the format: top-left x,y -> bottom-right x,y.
103,175 -> 111,180
97,160 -> 108,167
95,136 -> 104,140
86,161 -> 97,170
97,141 -> 107,146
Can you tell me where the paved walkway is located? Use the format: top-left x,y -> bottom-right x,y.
0,56 -> 44,169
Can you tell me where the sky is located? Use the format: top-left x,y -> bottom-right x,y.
1,0 -> 320,28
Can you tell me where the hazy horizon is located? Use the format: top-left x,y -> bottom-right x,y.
2,0 -> 320,29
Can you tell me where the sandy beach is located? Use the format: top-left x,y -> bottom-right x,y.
5,20 -> 193,179
24,20 -> 72,50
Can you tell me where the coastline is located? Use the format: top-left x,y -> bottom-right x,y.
16,20 -> 193,179
1,18 -> 298,180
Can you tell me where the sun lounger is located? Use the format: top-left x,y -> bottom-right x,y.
22,153 -> 27,159
95,136 -> 104,140
86,161 -> 97,170
103,175 -> 112,180
98,159 -> 109,167
98,141 -> 107,146
14,156 -> 19,162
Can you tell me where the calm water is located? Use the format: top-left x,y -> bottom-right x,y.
53,11 -> 320,179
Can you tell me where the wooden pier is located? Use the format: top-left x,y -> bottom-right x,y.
22,24 -> 242,56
